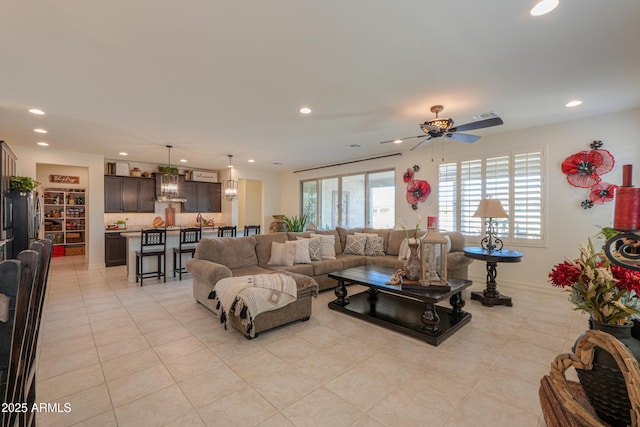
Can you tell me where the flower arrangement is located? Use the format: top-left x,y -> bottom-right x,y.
549,239 -> 640,325
398,214 -> 422,241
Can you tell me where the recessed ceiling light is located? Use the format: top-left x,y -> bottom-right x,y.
299,107 -> 312,114
29,108 -> 45,115
118,152 -> 128,156
36,142 -> 49,146
248,159 -> 255,163
33,128 -> 47,134
565,100 -> 583,107
530,0 -> 559,16
393,139 -> 403,144
180,159 -> 187,163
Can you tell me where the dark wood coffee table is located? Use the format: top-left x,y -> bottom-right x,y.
328,265 -> 472,346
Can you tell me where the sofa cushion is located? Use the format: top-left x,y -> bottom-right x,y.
255,233 -> 288,266
444,231 -> 465,252
195,237 -> 258,269
268,241 -> 296,266
344,234 -> 367,255
387,230 -> 414,256
310,233 -> 337,260
365,255 -> 405,269
311,259 -> 344,275
263,263 -> 315,276
363,228 -> 391,253
364,236 -> 385,256
287,231 -> 312,241
296,236 -> 322,261
290,239 -> 312,264
337,254 -> 366,269
312,229 -> 342,255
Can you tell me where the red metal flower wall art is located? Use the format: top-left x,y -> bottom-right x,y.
561,140 -> 617,209
404,165 -> 430,210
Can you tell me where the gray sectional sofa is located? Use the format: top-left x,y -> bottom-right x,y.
186,227 -> 472,338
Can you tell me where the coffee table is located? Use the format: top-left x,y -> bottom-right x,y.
328,265 -> 472,346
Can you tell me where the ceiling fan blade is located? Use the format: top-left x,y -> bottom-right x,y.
449,117 -> 503,133
445,132 -> 481,143
379,135 -> 424,144
409,136 -> 432,151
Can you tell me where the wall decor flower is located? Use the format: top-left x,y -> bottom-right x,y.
404,165 -> 430,210
561,140 -> 617,209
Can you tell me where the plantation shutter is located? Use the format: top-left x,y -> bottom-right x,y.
485,156 -> 510,238
513,151 -> 542,240
438,163 -> 458,232
460,159 -> 482,236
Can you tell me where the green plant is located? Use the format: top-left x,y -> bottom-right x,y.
282,213 -> 310,232
10,176 -> 40,191
157,165 -> 179,174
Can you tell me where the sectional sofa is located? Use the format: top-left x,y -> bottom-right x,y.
186,227 -> 472,338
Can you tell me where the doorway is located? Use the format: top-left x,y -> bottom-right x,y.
238,179 -> 263,233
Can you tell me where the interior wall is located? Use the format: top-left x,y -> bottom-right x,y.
278,107 -> 640,291
12,146 -> 106,270
241,179 -> 262,228
36,164 -> 89,191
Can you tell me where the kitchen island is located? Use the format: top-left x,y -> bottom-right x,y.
121,226 -> 218,283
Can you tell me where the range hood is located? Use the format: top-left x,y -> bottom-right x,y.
156,195 -> 187,203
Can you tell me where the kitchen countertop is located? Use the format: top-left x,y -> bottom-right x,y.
108,226 -> 218,234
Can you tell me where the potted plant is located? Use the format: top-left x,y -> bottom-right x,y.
549,239 -> 640,425
10,176 -> 40,192
282,213 -> 310,232
157,165 -> 179,174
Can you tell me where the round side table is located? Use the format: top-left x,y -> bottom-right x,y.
463,247 -> 523,307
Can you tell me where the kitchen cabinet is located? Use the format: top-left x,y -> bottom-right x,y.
104,176 -> 156,213
182,181 -> 221,213
105,232 -> 127,266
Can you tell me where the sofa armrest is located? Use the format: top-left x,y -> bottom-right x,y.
186,258 -> 233,285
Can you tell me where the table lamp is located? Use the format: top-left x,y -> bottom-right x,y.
473,198 -> 508,252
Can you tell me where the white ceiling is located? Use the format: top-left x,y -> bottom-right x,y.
1,1 -> 639,172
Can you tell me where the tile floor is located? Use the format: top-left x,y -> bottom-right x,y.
35,255 -> 589,426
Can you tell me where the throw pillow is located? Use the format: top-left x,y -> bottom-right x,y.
268,241 -> 296,266
444,234 -> 452,253
365,236 -> 385,256
288,239 -> 311,264
296,236 -> 322,261
344,234 -> 367,255
310,233 -> 336,260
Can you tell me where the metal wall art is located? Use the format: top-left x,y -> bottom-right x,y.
403,165 -> 430,210
561,140 -> 617,209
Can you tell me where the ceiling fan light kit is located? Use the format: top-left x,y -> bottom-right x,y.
379,104 -> 504,151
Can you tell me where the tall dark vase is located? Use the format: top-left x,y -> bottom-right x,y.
575,320 -> 640,427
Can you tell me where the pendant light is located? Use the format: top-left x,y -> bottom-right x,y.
161,145 -> 179,198
224,154 -> 238,201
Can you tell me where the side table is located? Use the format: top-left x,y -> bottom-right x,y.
463,247 -> 523,307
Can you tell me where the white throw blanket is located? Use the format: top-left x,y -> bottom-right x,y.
211,273 -> 297,338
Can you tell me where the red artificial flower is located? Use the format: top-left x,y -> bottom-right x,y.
561,149 -> 615,188
589,182 -> 618,205
406,179 -> 431,205
403,168 -> 414,183
549,261 -> 583,288
611,264 -> 640,294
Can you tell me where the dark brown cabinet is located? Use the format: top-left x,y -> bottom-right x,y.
105,232 -> 127,266
104,176 -> 156,213
182,181 -> 221,213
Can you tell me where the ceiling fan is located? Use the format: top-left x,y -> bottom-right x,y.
380,105 -> 504,151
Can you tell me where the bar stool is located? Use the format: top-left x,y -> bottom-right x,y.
218,226 -> 237,237
243,225 -> 260,236
172,227 -> 201,280
135,229 -> 167,286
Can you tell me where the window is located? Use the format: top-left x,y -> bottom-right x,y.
301,169 -> 395,229
438,150 -> 544,245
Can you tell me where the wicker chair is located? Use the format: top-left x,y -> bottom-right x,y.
539,329 -> 640,427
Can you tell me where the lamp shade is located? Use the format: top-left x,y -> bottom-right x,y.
473,199 -> 508,218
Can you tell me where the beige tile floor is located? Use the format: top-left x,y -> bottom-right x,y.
35,255 -> 589,426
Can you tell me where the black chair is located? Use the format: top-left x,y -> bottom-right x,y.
135,229 -> 167,286
244,225 -> 260,236
218,226 -> 237,237
1,247 -> 40,426
172,227 -> 201,280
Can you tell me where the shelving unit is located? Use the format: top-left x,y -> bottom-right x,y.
43,188 -> 86,256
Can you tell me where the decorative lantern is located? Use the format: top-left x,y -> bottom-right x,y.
420,228 -> 449,290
